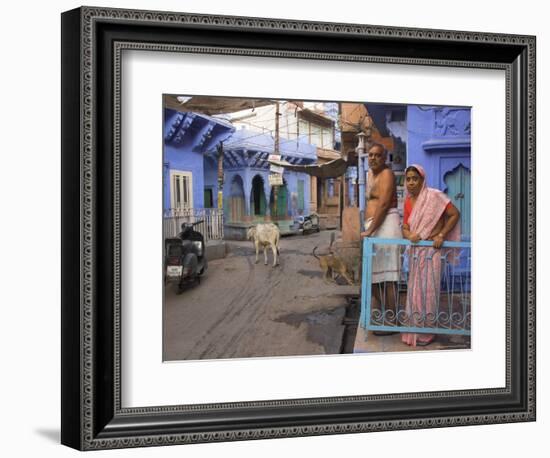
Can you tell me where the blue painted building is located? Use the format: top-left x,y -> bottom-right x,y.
163,108 -> 235,212
163,107 -> 316,239
407,106 -> 471,240
205,128 -> 316,227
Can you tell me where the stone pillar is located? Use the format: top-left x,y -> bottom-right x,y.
263,176 -> 271,218
244,187 -> 251,221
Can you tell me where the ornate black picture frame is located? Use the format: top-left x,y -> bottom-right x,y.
61,6 -> 536,450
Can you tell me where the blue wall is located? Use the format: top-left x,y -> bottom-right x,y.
407,106 -> 471,191
203,156 -> 219,208
407,106 -> 471,240
284,171 -> 311,217
221,167 -> 310,219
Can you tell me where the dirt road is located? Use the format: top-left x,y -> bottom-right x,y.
163,230 -> 359,361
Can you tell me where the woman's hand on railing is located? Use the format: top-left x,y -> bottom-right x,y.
408,233 -> 421,244
432,234 -> 445,249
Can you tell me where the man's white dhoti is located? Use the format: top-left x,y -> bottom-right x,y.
365,209 -> 401,283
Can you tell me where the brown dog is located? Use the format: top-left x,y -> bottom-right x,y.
312,246 -> 354,286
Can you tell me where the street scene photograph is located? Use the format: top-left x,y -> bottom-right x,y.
162,95 -> 472,361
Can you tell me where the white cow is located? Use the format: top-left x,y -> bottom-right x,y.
246,223 -> 281,267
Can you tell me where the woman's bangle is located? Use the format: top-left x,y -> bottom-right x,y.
437,232 -> 445,238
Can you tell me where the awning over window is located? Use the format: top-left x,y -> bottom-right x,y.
267,158 -> 348,178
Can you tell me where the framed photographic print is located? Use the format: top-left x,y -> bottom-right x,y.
61,6 -> 536,450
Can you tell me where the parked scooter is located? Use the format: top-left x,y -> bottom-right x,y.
164,221 -> 208,293
294,213 -> 321,235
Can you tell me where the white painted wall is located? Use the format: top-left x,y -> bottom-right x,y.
0,1 -> 545,457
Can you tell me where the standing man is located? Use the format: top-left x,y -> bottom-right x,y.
360,143 -> 401,333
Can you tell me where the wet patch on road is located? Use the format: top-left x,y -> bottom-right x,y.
297,269 -> 323,279
274,295 -> 361,355
274,307 -> 346,354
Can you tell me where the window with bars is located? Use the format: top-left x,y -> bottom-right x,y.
170,170 -> 193,210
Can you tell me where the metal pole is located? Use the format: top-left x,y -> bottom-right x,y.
217,142 -> 224,211
273,101 -> 280,218
357,132 -> 367,218
338,102 -> 344,230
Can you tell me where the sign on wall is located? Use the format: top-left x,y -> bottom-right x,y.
269,164 -> 285,174
268,173 -> 283,186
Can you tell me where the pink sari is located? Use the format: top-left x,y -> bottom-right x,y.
401,165 -> 460,347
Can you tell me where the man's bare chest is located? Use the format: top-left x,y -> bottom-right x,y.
368,177 -> 383,199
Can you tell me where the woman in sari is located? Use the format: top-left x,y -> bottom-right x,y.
401,165 -> 460,347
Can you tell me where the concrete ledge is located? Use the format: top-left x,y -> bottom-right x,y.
224,221 -> 298,240
206,240 -> 226,261
224,224 -> 249,241
353,324 -> 470,353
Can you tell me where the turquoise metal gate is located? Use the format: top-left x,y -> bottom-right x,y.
360,237 -> 471,340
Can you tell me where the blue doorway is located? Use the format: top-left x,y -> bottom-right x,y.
444,164 -> 471,241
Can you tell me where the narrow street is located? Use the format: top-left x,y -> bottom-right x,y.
164,230 -> 359,361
